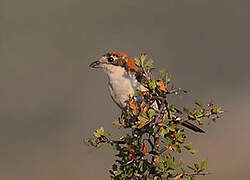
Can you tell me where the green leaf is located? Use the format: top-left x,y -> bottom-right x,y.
88,138 -> 98,147
132,139 -> 138,146
172,144 -> 181,153
194,163 -> 200,170
149,79 -> 157,90
134,89 -> 141,97
168,104 -> 176,112
145,59 -> 153,68
137,115 -> 150,128
134,57 -> 141,66
190,149 -> 197,154
113,169 -> 122,176
138,115 -> 149,123
133,109 -> 139,116
166,72 -> 171,84
161,173 -> 168,180
166,157 -> 174,168
184,143 -> 192,151
195,101 -> 203,107
154,176 -> 161,180
93,127 -> 105,138
112,119 -> 120,127
213,107 -> 222,114
140,53 -> 147,64
160,68 -> 165,77
156,161 -> 164,170
145,59 -> 155,72
148,109 -> 155,118
159,128 -> 169,137
200,158 -> 208,171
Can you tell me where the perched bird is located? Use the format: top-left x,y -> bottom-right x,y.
89,51 -> 204,133
89,51 -> 142,108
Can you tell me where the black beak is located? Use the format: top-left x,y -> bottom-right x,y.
89,61 -> 101,68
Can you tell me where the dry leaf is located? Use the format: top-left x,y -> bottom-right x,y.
173,172 -> 183,180
157,80 -> 166,91
129,97 -> 137,110
140,142 -> 147,154
157,118 -> 163,127
140,102 -> 147,113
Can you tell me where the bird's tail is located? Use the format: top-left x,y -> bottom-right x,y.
181,121 -> 205,133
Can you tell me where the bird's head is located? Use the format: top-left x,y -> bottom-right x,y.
89,51 -> 138,74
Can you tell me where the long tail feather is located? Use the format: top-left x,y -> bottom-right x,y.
181,121 -> 205,133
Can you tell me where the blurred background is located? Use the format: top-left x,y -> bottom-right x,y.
1,0 -> 250,179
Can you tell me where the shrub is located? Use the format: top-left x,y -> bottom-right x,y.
88,54 -> 223,180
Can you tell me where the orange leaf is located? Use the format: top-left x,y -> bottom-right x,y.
129,97 -> 137,110
142,146 -> 147,154
168,145 -> 173,151
173,172 -> 183,180
140,142 -> 144,149
157,118 -> 163,127
140,102 -> 147,113
140,142 -> 147,154
157,80 -> 166,91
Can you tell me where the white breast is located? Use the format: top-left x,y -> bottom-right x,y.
105,66 -> 139,108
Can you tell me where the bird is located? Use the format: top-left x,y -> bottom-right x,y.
89,51 -> 204,133
89,51 -> 142,109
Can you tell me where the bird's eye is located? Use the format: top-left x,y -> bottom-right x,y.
107,57 -> 114,62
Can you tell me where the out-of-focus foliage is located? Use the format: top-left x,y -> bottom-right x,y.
88,54 -> 223,180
